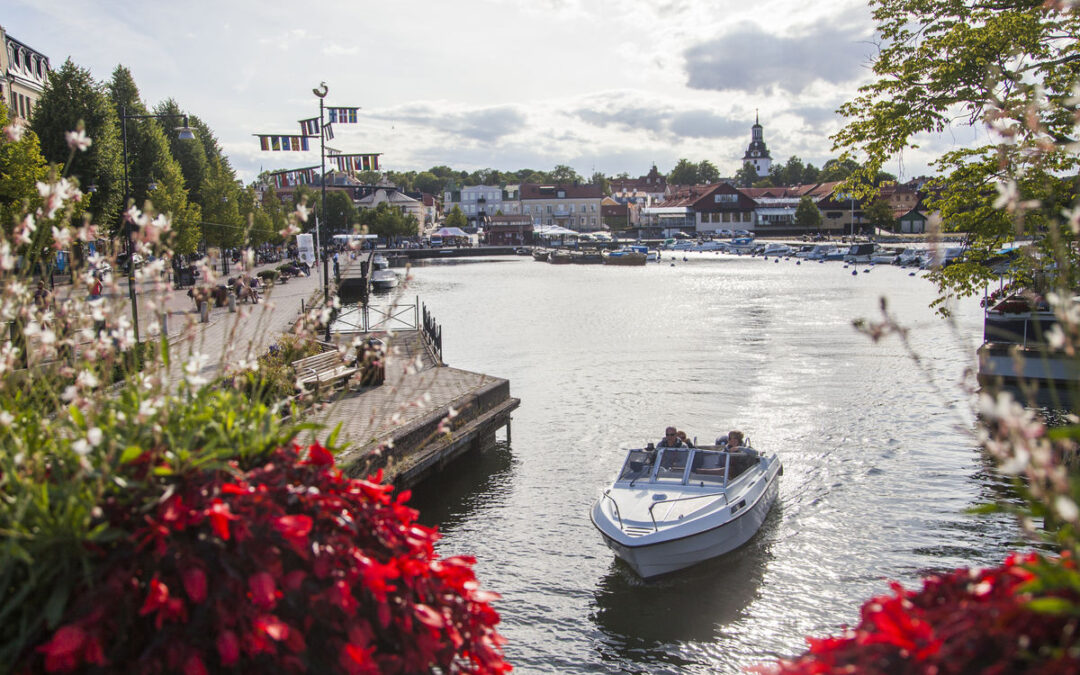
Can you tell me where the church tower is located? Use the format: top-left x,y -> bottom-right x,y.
741,112 -> 772,176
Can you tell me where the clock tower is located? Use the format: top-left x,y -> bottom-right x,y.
741,112 -> 772,176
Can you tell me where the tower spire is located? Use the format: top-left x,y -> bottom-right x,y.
756,108 -> 759,125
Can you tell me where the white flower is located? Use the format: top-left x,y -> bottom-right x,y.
76,370 -> 99,389
65,129 -> 93,152
52,225 -> 73,250
0,410 -> 14,426
184,352 -> 210,388
87,427 -> 103,447
72,439 -> 91,456
1056,495 -> 1080,522
4,124 -> 24,142
295,203 -> 311,223
1046,324 -> 1067,350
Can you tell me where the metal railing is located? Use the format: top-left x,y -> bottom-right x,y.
647,491 -> 729,532
332,297 -> 419,334
422,303 -> 442,364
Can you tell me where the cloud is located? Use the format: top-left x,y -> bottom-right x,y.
668,110 -> 745,138
376,104 -> 526,141
683,19 -> 874,95
570,94 -> 745,140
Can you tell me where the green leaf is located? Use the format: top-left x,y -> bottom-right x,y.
1026,597 -> 1080,616
119,445 -> 143,464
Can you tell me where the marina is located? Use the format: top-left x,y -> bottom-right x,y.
400,252 -> 1022,673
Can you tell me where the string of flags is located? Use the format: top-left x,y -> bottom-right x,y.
327,154 -> 381,172
327,107 -> 358,124
255,135 -> 311,152
265,166 -> 320,188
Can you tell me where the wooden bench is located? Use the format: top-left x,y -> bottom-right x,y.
291,350 -> 357,393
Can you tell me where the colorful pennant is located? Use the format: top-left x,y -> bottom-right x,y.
327,154 -> 381,172
299,118 -> 320,137
327,107 -> 358,124
254,135 -> 310,151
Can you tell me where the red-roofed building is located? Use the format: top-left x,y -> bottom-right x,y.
640,183 -> 756,236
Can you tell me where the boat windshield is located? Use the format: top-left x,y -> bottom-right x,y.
688,450 -> 729,484
617,449 -> 656,481
655,448 -> 691,482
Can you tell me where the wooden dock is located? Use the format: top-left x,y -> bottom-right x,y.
311,328 -> 519,489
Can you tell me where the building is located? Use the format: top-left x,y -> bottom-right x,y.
609,164 -> 669,204
356,182 -> 424,235
484,215 -> 533,246
419,193 -> 440,227
1,25 -> 50,123
443,184 -> 520,230
737,182 -> 841,235
519,183 -> 604,232
640,183 -> 757,237
741,113 -> 772,176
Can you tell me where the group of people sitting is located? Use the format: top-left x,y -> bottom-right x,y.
657,426 -> 755,456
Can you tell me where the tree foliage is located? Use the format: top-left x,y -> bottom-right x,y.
865,198 -> 896,233
832,0 -> 1080,301
445,205 -> 467,230
0,103 -> 48,232
30,59 -> 123,228
734,162 -> 759,188
794,195 -> 823,230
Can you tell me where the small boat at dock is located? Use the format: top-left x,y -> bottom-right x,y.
532,248 -> 551,262
591,439 -> 782,579
601,249 -> 648,266
370,269 -> 399,290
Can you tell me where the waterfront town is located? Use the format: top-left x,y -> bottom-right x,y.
3,1 -> 1080,672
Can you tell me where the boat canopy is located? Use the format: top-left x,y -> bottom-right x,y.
617,447 -> 759,487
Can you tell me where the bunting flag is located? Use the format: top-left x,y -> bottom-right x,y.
327,107 -> 358,124
299,118 -> 320,136
266,166 -> 320,189
323,122 -> 334,141
327,153 -> 381,172
254,135 -> 311,151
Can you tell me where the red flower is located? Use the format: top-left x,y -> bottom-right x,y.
180,566 -> 207,604
216,630 -> 240,667
305,443 -> 335,466
139,575 -> 170,617
248,571 -> 280,609
273,514 -> 313,551
36,625 -> 86,672
205,498 -> 237,540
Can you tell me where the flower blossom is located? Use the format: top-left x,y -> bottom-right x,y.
65,129 -> 93,152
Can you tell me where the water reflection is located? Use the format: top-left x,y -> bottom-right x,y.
409,441 -> 516,529
591,506 -> 779,662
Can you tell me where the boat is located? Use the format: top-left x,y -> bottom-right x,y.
896,248 -> 923,266
549,250 -> 573,264
532,248 -> 551,262
977,289 -> 1080,391
870,248 -> 900,265
728,237 -> 756,254
691,241 -> 726,252
591,440 -> 782,579
372,254 -> 390,270
761,243 -> 793,257
601,249 -> 648,266
800,244 -> 837,260
370,269 -> 398,290
570,251 -> 604,264
843,243 -> 878,264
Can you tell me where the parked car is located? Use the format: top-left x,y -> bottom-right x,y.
734,229 -> 752,237
718,229 -> 734,237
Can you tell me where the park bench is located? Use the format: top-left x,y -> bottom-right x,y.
291,349 -> 357,394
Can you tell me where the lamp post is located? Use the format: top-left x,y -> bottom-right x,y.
120,106 -> 196,343
313,83 -> 330,305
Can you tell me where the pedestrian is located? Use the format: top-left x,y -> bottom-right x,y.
90,274 -> 103,300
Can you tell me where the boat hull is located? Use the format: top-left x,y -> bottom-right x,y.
592,457 -> 781,579
602,251 -> 647,266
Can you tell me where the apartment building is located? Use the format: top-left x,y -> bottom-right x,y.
519,183 -> 604,232
1,25 -> 50,123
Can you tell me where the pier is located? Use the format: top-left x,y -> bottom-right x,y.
316,285 -> 519,489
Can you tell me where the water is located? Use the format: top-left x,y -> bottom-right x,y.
382,253 -> 1025,674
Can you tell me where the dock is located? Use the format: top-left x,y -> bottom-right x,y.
312,300 -> 519,489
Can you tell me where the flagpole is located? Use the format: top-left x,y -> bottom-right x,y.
316,86 -> 329,305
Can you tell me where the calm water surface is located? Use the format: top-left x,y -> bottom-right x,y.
387,253 -> 1024,674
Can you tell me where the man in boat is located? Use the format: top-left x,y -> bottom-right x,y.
724,430 -> 759,458
657,427 -> 687,448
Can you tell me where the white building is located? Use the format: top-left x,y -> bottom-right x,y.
1,25 -> 50,124
443,184 -> 520,228
741,113 -> 772,176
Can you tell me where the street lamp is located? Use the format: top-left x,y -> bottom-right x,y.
313,83 -> 330,305
120,106 -> 196,343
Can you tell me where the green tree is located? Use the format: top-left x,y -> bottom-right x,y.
324,190 -> 357,235
30,58 -> 123,228
832,0 -> 1080,302
794,196 -> 823,230
445,205 -> 467,229
864,198 -> 896,233
697,160 -> 720,184
0,103 -> 48,233
154,99 -> 208,205
802,163 -> 821,184
818,157 -> 860,183
414,171 -> 442,195
668,158 -> 699,185
197,158 -> 239,250
589,171 -> 610,195
549,164 -> 582,184
734,162 -> 759,188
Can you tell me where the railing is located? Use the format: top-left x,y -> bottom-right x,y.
647,491 -> 729,532
422,303 -> 443,364
332,297 -> 419,333
601,490 -> 623,529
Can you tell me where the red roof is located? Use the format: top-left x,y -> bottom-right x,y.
519,183 -> 604,200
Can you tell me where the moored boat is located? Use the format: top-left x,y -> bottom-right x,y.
372,254 -> 390,270
371,269 -> 398,290
549,250 -> 573,264
570,251 -> 604,264
532,248 -> 551,262
977,290 -> 1080,391
601,249 -> 648,266
591,439 -> 782,579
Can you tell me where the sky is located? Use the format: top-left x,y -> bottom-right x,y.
8,0 -> 984,186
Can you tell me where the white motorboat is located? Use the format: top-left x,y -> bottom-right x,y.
896,248 -> 923,266
977,290 -> 1080,391
870,248 -> 900,265
591,441 -> 782,579
799,244 -> 837,260
761,243 -> 793,257
843,243 -> 878,264
727,237 -> 756,254
373,254 -> 390,270
371,269 -> 398,290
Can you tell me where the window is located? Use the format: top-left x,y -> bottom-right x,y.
546,205 -> 552,214
722,212 -> 731,222
580,216 -> 585,225
557,190 -> 565,198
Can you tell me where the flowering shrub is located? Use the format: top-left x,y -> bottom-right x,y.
762,551 -> 1080,674
20,442 -> 509,674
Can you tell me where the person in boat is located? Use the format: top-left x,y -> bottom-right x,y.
657,426 -> 687,448
677,430 -> 695,448
724,430 -> 759,458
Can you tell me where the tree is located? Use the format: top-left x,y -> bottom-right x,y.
734,162 -> 759,188
668,158 -> 699,185
445,205 -> 467,229
30,58 -> 123,228
794,196 -> 823,231
413,171 -> 442,195
154,99 -> 208,205
818,157 -> 859,183
324,190 -> 357,235
832,0 -> 1080,300
0,103 -> 48,233
589,171 -> 610,195
548,164 -> 582,184
864,198 -> 896,233
697,160 -> 720,184
196,157 -> 239,251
